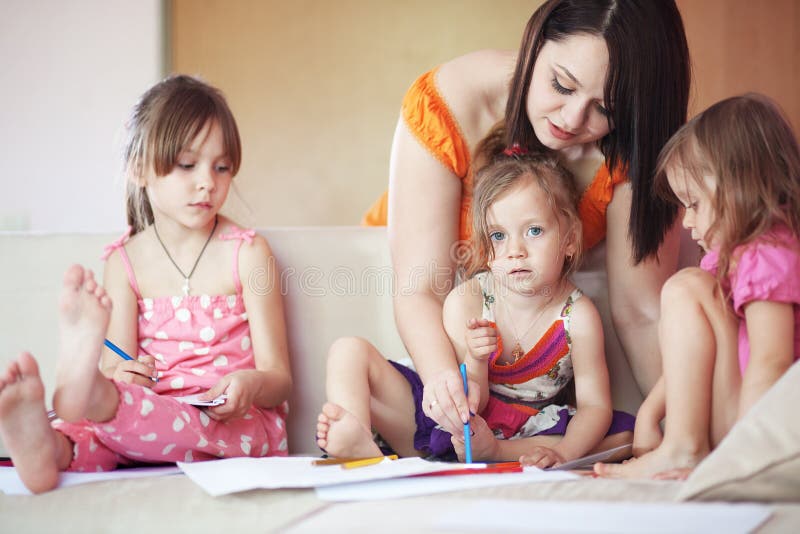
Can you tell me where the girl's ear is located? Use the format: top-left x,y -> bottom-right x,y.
562,224 -> 579,258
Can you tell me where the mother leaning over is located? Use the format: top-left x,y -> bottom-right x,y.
362,0 -> 690,437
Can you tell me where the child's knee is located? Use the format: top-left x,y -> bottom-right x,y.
661,267 -> 715,308
327,336 -> 375,368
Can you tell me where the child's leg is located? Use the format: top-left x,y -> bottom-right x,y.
317,337 -> 419,457
53,265 -> 119,424
0,352 -> 74,493
595,268 -> 739,478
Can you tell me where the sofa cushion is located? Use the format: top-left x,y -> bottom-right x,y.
678,359 -> 800,502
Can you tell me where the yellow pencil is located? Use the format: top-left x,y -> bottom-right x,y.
340,454 -> 398,469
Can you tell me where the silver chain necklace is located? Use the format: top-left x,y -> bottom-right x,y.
153,216 -> 218,296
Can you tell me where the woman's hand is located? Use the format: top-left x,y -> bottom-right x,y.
422,368 -> 480,435
111,354 -> 158,388
202,370 -> 261,422
519,446 -> 565,469
465,318 -> 497,362
451,414 -> 497,462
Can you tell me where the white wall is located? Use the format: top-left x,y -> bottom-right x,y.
0,0 -> 163,232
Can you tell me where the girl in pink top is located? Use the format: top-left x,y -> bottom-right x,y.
0,75 -> 292,493
595,94 -> 800,479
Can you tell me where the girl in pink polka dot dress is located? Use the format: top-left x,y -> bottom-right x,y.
0,75 -> 291,493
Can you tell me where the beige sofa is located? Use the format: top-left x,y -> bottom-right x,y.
1,228 -> 798,533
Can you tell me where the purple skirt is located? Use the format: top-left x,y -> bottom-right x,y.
389,361 -> 635,459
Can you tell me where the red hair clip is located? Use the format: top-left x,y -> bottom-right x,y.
502,144 -> 528,157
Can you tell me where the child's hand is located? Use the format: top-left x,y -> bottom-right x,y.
519,446 -> 565,469
451,414 -> 498,462
465,318 -> 497,362
202,370 -> 261,422
111,355 -> 158,387
632,416 -> 663,457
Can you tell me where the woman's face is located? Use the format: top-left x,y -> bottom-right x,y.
526,33 -> 613,154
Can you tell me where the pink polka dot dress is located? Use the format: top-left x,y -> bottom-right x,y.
54,226 -> 288,472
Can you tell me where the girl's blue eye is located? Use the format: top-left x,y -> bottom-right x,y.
489,231 -> 505,242
526,226 -> 543,237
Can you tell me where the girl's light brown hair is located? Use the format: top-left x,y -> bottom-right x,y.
123,75 -> 242,234
655,93 -> 800,282
469,154 -> 583,280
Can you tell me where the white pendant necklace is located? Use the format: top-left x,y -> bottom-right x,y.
153,216 -> 219,296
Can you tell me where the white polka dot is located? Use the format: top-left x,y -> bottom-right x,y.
199,411 -> 210,427
112,436 -> 123,442
260,443 -> 269,456
197,437 -> 208,448
123,391 -> 134,405
240,312 -> 248,321
157,371 -> 164,378
241,441 -> 251,455
172,296 -> 183,308
240,336 -> 251,351
275,418 -> 283,429
140,399 -> 154,417
140,432 -> 157,442
140,338 -> 153,348
162,444 -> 176,455
191,368 -> 206,376
227,295 -> 236,308
213,308 -> 223,319
213,355 -> 228,367
170,377 -> 185,390
216,440 -> 228,448
173,417 -> 185,432
89,439 -> 98,453
179,341 -> 195,352
143,298 -> 154,310
175,308 -> 191,322
199,327 -> 215,342
278,438 -> 287,451
103,425 -> 116,433
200,294 -> 211,309
243,413 -> 253,420
184,450 -> 193,462
143,387 -> 155,395
154,353 -> 166,363
126,451 -> 145,458
143,311 -> 154,321
194,347 -> 210,355
155,331 -> 168,340
181,411 -> 190,422
217,451 -> 225,458
240,435 -> 253,442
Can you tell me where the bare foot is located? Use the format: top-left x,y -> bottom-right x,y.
316,402 -> 381,458
593,444 -> 706,479
0,352 -> 60,493
53,265 -> 112,422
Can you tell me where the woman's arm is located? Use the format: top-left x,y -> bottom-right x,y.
606,183 -> 682,395
388,118 -> 474,434
739,300 -> 795,417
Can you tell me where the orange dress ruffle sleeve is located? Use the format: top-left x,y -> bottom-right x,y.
362,67 -> 626,249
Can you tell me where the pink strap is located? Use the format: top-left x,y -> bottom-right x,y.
101,227 -> 142,299
219,226 -> 256,294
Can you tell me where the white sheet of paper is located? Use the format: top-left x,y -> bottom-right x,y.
316,466 -> 579,501
434,499 -> 771,534
0,465 -> 181,495
174,393 -> 228,406
551,443 -> 632,471
177,456 -> 482,496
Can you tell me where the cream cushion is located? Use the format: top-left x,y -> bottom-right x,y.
678,359 -> 800,502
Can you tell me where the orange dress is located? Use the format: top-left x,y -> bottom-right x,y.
362,68 -> 627,251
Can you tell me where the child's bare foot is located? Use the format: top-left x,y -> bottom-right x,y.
53,265 -> 112,422
593,444 -> 706,479
0,352 -> 60,493
316,403 -> 381,458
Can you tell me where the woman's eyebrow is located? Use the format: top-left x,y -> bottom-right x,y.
555,64 -> 581,88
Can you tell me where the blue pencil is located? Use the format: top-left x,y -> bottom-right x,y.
104,338 -> 134,360
459,363 -> 473,464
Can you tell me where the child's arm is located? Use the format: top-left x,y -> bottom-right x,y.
442,278 -> 489,413
739,300 -> 795,417
203,235 -> 292,420
100,250 -> 157,386
633,375 -> 665,457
